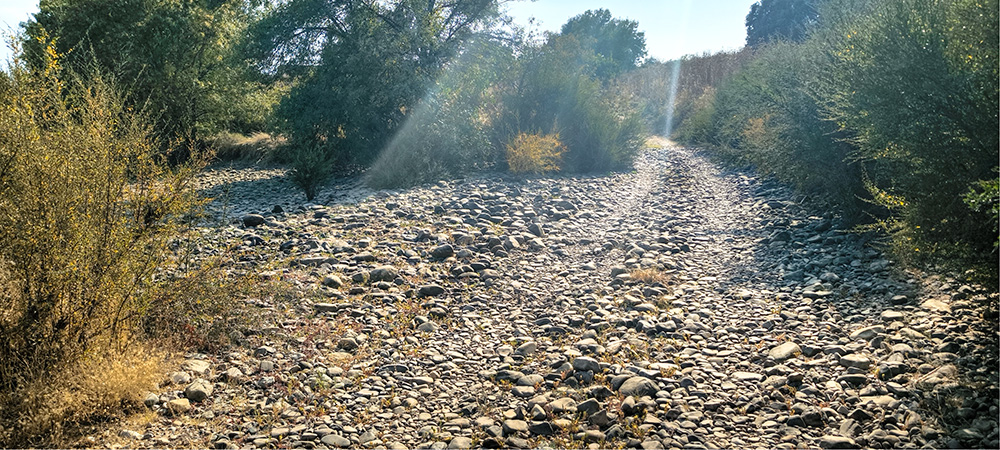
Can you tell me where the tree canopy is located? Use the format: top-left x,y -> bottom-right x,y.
559,9 -> 646,80
745,0 -> 820,46
246,0 -> 504,164
23,0 -> 266,148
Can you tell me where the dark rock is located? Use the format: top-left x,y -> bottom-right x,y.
418,284 -> 446,297
370,266 -> 398,282
432,244 -> 455,259
618,377 -> 658,398
242,214 -> 265,227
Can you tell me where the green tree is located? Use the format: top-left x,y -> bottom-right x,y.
498,29 -> 644,173
22,0 -> 267,151
366,37 -> 515,188
248,0 -> 503,166
745,0 -> 819,46
560,9 -> 646,80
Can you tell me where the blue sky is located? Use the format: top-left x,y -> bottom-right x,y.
504,0 -> 758,61
1,0 -> 757,65
0,0 -> 36,65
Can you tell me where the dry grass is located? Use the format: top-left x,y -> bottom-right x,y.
209,131 -> 286,163
0,45 -> 267,447
0,345 -> 166,448
630,268 -> 672,286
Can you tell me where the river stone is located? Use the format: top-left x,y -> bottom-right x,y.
880,310 -> 905,321
432,244 -> 455,259
418,284 -> 446,297
618,376 -> 658,397
819,435 -> 859,449
448,437 -> 473,449
839,354 -> 872,370
321,434 -> 351,448
370,266 -> 398,282
241,214 -> 265,227
166,398 -> 192,415
921,298 -> 951,312
503,419 -> 529,434
184,378 -> 214,402
732,371 -> 764,381
143,392 -> 159,407
321,274 -> 345,288
515,341 -> 537,356
572,357 -> 601,373
769,342 -> 801,361
512,386 -> 535,397
181,359 -> 211,375
849,325 -> 885,340
550,397 -> 577,414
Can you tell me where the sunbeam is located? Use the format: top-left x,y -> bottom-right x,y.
664,58 -> 682,137
664,0 -> 694,137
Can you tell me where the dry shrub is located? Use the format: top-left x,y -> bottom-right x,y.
144,254 -> 270,353
0,40 -> 200,443
0,345 -> 165,447
506,132 -> 565,174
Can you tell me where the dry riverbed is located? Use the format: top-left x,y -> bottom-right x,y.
88,142 -> 998,449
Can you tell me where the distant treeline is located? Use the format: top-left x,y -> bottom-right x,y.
629,0 -> 998,282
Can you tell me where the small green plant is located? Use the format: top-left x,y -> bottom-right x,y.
288,143 -> 335,201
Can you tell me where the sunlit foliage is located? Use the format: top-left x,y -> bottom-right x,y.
0,41 -> 199,444
506,132 -> 566,174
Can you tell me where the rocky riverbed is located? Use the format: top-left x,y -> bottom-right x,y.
95,142 -> 997,449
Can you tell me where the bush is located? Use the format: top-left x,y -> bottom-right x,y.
815,0 -> 999,262
672,87 -> 717,144
143,244 -> 269,354
288,143 -> 335,201
671,0 -> 998,281
560,77 -> 645,172
497,34 -> 645,174
506,132 -> 566,174
0,44 -> 198,445
694,41 -> 865,213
